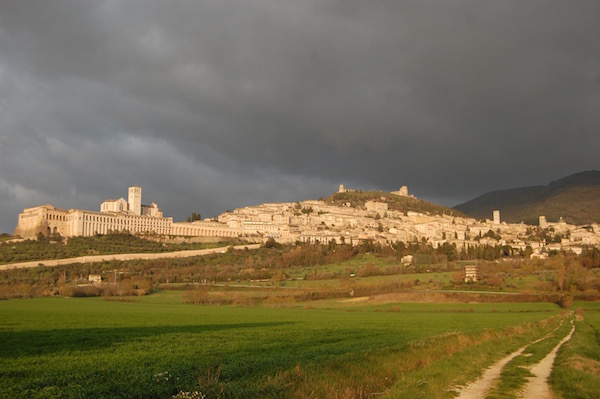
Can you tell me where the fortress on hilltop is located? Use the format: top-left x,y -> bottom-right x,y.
339,183 -> 411,198
13,186 -> 239,239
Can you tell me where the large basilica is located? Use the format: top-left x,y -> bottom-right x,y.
13,186 -> 239,239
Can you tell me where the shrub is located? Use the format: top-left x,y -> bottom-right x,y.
263,295 -> 296,308
358,263 -> 386,277
59,284 -> 102,297
183,288 -> 231,305
557,294 -> 573,309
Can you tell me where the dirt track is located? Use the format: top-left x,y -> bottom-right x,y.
453,319 -> 574,399
519,320 -> 575,399
454,343 -> 529,399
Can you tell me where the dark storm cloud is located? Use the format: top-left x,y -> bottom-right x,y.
1,0 -> 599,232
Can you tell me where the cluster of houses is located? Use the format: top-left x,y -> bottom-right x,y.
217,187 -> 600,259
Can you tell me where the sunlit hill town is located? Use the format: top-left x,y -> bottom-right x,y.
13,184 -> 600,260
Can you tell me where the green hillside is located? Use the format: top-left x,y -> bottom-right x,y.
327,190 -> 464,217
454,171 -> 600,225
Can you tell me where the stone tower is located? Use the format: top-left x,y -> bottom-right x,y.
128,186 -> 142,215
391,186 -> 409,197
493,210 -> 500,224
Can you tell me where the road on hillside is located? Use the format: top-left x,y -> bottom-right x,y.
0,243 -> 261,271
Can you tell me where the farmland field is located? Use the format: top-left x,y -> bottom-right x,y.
0,292 -> 568,398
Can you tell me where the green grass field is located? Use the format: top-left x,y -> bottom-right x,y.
0,292 -> 565,399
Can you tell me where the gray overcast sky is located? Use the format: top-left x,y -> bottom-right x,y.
1,0 -> 599,233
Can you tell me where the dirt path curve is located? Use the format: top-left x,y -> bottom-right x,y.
453,322 -> 564,399
518,320 -> 575,399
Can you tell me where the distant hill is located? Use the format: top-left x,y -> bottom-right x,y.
454,171 -> 600,225
327,190 -> 464,217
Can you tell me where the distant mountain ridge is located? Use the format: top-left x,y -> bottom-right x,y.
454,171 -> 600,225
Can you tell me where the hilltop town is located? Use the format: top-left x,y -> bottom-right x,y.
13,185 -> 600,259
217,184 -> 600,259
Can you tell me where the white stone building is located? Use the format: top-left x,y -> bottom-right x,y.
14,187 -> 239,239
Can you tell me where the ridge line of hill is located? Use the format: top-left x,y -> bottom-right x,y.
454,170 -> 600,225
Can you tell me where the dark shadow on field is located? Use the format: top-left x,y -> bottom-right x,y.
0,322 -> 292,358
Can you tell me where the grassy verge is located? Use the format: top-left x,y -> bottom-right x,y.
551,303 -> 600,399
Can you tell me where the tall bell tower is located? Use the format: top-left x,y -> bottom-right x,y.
128,186 -> 142,215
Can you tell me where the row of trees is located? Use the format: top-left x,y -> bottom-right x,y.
186,212 -> 202,222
